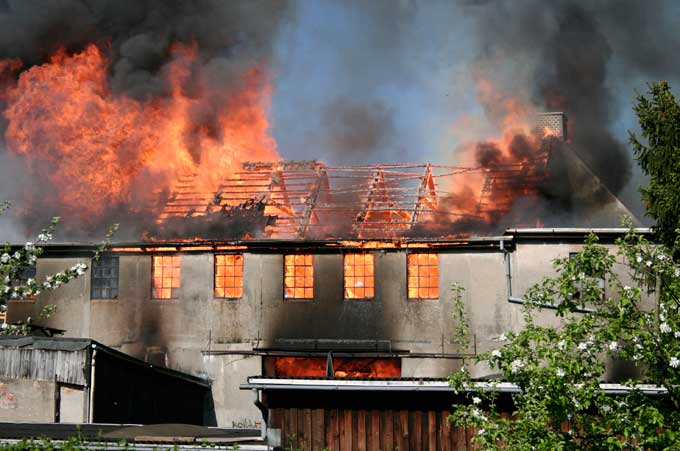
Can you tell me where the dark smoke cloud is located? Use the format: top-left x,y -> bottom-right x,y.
467,0 -> 680,214
0,0 -> 289,98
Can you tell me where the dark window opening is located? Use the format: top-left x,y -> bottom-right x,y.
91,256 -> 119,299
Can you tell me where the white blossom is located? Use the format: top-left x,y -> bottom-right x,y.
510,359 -> 525,374
674,331 -> 680,339
675,268 -> 680,277
578,342 -> 588,351
659,254 -> 666,261
471,408 -> 487,421
472,397 -> 481,405
623,286 -> 631,291
37,232 -> 52,242
491,349 -> 502,359
12,251 -> 20,260
477,429 -> 485,435
608,341 -> 619,352
557,340 -> 567,351
0,253 -> 9,264
660,323 -> 672,334
646,260 -> 653,267
496,334 -> 508,342
636,254 -> 643,263
24,242 -> 34,252
670,357 -> 680,368
556,368 -> 565,377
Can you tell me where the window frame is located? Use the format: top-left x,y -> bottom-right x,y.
283,254 -> 314,301
214,253 -> 244,300
90,255 -> 120,300
406,252 -> 440,300
151,254 -> 181,300
343,253 -> 375,300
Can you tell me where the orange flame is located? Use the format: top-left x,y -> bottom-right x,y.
2,43 -> 279,222
273,357 -> 401,378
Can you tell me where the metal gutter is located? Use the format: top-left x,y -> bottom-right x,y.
241,377 -> 668,396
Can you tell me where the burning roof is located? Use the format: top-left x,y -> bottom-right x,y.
150,137 -> 557,241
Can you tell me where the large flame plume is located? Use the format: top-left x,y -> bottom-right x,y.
1,43 -> 279,227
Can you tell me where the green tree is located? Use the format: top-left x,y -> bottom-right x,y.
449,231 -> 680,450
630,81 -> 680,249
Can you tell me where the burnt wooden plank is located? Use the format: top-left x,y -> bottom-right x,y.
340,410 -> 353,451
368,410 -> 380,451
356,410 -> 367,451
312,408 -> 325,451
382,410 -> 394,451
428,411 -> 437,451
410,411 -> 422,451
398,410 -> 409,451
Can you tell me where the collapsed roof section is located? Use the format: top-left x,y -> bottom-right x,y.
153,145 -> 554,240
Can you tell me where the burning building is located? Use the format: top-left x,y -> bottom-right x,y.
0,2 -> 671,447
5,111 -> 645,437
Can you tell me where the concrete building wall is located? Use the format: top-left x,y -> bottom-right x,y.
6,237 -> 643,426
0,378 -> 56,422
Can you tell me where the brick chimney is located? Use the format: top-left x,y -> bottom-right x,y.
535,112 -> 567,141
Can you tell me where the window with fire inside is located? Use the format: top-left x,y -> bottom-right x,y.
284,254 -> 313,300
152,255 -> 180,299
215,254 -> 244,299
344,253 -> 375,300
407,253 -> 439,300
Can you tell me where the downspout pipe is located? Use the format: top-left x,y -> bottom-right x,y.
88,343 -> 97,423
500,239 -> 513,299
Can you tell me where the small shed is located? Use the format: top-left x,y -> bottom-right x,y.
0,337 -> 211,424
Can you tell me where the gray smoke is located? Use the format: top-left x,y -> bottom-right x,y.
466,0 -> 680,213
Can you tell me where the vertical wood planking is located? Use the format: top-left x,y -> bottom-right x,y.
303,408 -> 312,451
382,410 -> 394,451
451,414 -> 466,451
280,409 -> 288,449
439,411 -> 451,451
368,410 -> 380,451
356,410 -> 367,451
398,410 -> 409,451
410,411 -> 421,451
340,410 -> 353,451
312,408 -> 325,451
290,408 -> 299,450
427,411 -> 437,451
328,409 -> 340,451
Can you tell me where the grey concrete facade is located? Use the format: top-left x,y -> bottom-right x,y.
7,229 -> 650,427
